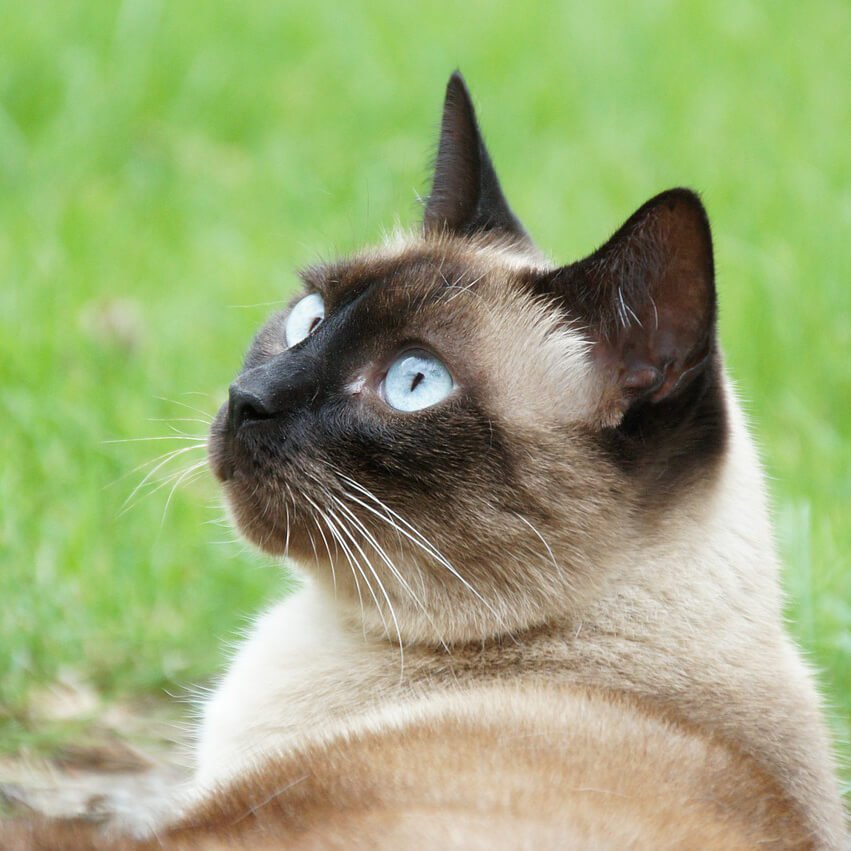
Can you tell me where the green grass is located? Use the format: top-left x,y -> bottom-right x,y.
1,0 -> 849,782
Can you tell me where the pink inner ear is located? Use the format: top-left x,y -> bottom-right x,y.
622,363 -> 664,394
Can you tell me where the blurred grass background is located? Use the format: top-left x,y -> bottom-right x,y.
0,0 -> 848,783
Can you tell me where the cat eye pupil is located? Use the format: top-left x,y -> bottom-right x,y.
383,350 -> 454,413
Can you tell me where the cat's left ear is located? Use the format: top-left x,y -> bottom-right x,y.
423,72 -> 530,245
537,189 -> 717,425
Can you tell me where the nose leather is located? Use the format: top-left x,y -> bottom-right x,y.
228,383 -> 272,431
227,354 -> 317,433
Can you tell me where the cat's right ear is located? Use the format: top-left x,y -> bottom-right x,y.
423,72 -> 530,246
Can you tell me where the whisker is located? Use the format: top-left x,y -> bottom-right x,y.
121,460 -> 206,518
103,436 -> 208,445
328,505 -> 405,676
336,472 -> 502,624
514,512 -> 560,574
105,443 -> 206,489
305,527 -> 319,567
284,493 -> 292,560
331,498 -> 419,600
160,462 -> 208,527
327,506 -> 388,633
226,300 -> 286,310
301,492 -> 338,595
329,493 -> 448,652
320,508 -> 366,631
147,417 -> 213,427
154,396 -> 215,422
118,445 -> 208,514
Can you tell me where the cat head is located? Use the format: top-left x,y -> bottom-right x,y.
208,72 -> 726,644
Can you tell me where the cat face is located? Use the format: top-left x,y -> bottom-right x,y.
208,73 -> 726,644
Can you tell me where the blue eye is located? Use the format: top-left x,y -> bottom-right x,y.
383,350 -> 454,412
285,293 -> 325,347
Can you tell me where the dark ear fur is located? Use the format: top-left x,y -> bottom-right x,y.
424,72 -> 529,244
539,189 -> 716,424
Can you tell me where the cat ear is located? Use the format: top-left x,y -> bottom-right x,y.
541,189 -> 716,422
423,71 -> 530,244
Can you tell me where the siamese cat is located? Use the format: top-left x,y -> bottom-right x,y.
4,72 -> 846,849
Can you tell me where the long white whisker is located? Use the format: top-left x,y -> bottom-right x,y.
326,506 -> 389,631
284,492 -> 292,560
330,495 -> 422,610
147,417 -> 212,427
330,493 -> 448,652
321,508 -> 366,633
161,462 -> 207,526
103,436 -> 208,444
154,397 -> 215,421
328,504 -> 404,676
305,527 -> 318,565
260,491 -> 277,553
162,424 -> 206,438
119,445 -> 208,514
336,473 -> 502,623
301,492 -> 338,595
337,474 -> 457,564
106,443 -> 206,489
141,458 -> 206,507
514,512 -> 560,573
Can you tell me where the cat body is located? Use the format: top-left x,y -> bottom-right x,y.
194,371 -> 841,848
4,73 -> 846,849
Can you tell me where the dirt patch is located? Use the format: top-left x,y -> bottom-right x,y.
0,675 -> 191,827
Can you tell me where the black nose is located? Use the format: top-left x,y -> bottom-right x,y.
228,382 -> 273,431
226,355 -> 319,434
